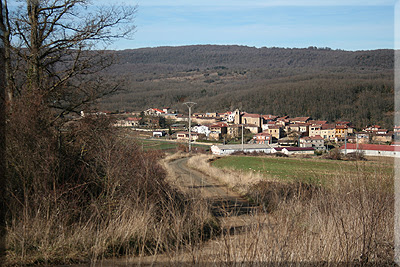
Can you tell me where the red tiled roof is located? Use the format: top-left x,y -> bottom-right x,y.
210,122 -> 228,128
336,125 -> 348,129
243,113 -> 261,118
321,124 -> 335,130
153,108 -> 165,113
309,120 -> 327,125
255,132 -> 272,137
262,115 -> 278,120
340,144 -> 400,152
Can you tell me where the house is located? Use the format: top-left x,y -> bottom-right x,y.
205,112 -> 217,118
262,122 -> 277,131
209,122 -> 228,134
262,115 -> 278,124
289,117 -> 311,124
285,123 -> 309,135
153,131 -> 166,137
340,144 -> 400,157
224,111 -> 235,123
244,124 -> 260,134
309,124 -> 322,137
376,129 -> 389,135
335,125 -> 353,138
354,132 -> 370,144
265,125 -> 281,140
192,125 -> 211,137
363,125 -> 381,133
144,108 -> 166,116
211,144 -> 275,155
227,124 -> 241,138
276,116 -> 289,126
372,133 -> 393,144
320,124 -> 336,141
253,132 -> 272,144
300,135 -> 325,149
277,137 -> 297,147
242,113 -> 262,127
192,117 -> 219,125
176,132 -> 200,141
285,124 -> 300,134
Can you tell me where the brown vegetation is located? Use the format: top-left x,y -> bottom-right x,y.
187,154 -> 394,264
5,114 -> 216,265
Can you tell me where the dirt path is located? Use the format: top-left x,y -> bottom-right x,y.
98,155 -> 260,266
169,157 -> 258,218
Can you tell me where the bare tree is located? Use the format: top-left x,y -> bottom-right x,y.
0,1 -> 5,263
0,0 -> 137,117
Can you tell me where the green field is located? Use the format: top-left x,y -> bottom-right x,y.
211,156 -> 393,184
138,139 -> 210,152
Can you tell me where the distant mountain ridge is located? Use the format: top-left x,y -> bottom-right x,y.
113,45 -> 394,71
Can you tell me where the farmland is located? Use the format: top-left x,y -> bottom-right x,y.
211,155 -> 394,184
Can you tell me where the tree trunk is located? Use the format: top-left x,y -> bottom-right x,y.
0,0 -> 7,263
27,0 -> 41,92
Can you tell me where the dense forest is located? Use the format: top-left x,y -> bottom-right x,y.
99,45 -> 394,129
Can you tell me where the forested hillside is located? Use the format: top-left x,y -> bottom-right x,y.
99,45 -> 394,129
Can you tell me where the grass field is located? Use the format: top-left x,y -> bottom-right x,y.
211,155 -> 393,184
137,138 -> 210,152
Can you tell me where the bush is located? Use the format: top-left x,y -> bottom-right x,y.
323,148 -> 343,160
5,109 -> 213,265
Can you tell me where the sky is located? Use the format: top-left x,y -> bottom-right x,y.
8,0 -> 397,51
96,0 -> 398,51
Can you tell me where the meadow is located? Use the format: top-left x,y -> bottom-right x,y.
211,155 -> 394,185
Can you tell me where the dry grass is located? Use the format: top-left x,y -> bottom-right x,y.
187,154 -> 267,195
185,154 -> 394,265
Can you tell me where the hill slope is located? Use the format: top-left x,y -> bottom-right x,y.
100,45 -> 394,129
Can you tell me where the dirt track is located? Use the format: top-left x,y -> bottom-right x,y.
169,156 -> 258,218
98,155 -> 260,266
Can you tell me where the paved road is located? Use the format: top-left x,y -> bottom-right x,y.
169,157 -> 258,217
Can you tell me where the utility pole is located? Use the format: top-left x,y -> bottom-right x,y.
183,102 -> 196,152
241,124 -> 244,151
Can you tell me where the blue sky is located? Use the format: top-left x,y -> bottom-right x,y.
64,1 -> 400,51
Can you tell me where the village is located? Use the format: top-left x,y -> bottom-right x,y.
105,107 -> 399,157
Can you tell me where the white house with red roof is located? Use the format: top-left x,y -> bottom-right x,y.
340,144 -> 400,157
144,108 -> 166,116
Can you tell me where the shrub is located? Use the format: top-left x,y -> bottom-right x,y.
323,148 -> 343,160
